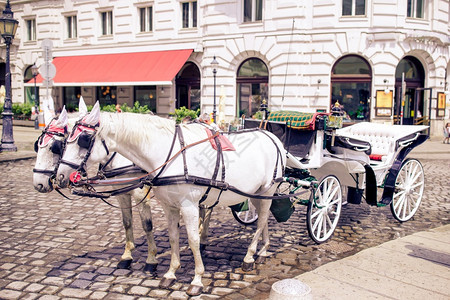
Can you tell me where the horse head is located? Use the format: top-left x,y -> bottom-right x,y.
33,97 -> 89,192
56,101 -> 109,188
33,107 -> 68,193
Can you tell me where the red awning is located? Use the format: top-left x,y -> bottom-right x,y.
32,49 -> 193,86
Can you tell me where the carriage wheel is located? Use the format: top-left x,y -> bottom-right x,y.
307,175 -> 342,244
390,158 -> 424,222
231,200 -> 258,225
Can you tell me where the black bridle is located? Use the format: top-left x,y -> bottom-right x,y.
32,119 -> 68,178
59,120 -> 108,177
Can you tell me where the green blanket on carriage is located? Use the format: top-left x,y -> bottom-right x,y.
268,111 -> 324,130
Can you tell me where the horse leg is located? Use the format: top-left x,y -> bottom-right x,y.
199,205 -> 213,252
135,188 -> 158,274
159,203 -> 181,289
180,203 -> 205,296
117,194 -> 134,269
255,223 -> 270,264
242,199 -> 271,271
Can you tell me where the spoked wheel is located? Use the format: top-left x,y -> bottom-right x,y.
307,175 -> 342,244
231,200 -> 258,225
390,158 -> 424,222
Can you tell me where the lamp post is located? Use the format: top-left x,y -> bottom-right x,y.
0,0 -> 18,152
211,56 -> 218,123
31,64 -> 39,129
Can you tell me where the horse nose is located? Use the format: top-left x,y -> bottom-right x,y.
34,184 -> 45,193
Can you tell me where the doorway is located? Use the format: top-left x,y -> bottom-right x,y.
394,56 -> 425,125
175,62 -> 200,111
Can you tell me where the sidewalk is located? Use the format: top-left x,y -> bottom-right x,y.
0,125 -> 41,162
295,224 -> 450,299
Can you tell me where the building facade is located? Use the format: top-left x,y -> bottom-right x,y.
2,0 -> 449,135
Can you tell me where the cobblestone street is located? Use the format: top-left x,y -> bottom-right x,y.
0,158 -> 448,299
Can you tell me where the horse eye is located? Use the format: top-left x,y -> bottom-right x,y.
34,140 -> 39,153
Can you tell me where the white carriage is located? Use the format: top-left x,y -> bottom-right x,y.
242,110 -> 428,243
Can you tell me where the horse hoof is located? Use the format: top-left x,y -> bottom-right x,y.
143,263 -> 158,274
187,284 -> 203,296
200,244 -> 207,252
255,256 -> 266,264
117,259 -> 132,269
159,277 -> 176,289
242,261 -> 254,271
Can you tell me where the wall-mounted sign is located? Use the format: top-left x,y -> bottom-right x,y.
375,90 -> 393,116
437,92 -> 446,117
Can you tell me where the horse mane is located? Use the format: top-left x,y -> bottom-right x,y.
98,112 -> 210,149
98,112 -> 177,146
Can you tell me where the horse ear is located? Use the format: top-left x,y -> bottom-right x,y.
43,105 -> 55,126
78,96 -> 88,117
83,101 -> 100,125
57,106 -> 68,128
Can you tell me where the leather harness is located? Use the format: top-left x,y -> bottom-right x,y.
68,121 -> 298,207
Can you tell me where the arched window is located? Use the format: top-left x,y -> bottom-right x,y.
236,58 -> 268,117
331,55 -> 372,122
176,62 -> 201,111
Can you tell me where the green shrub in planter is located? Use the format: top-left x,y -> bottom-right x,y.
170,106 -> 200,124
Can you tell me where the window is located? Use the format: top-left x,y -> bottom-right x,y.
135,86 -> 157,113
342,0 -> 366,16
331,55 -> 372,122
26,19 -> 36,41
407,0 -> 424,18
97,86 -> 117,106
101,11 -> 113,35
63,87 -> 81,112
181,1 -> 197,28
139,7 -> 153,32
66,15 -> 77,39
236,58 -> 268,117
243,0 -> 263,22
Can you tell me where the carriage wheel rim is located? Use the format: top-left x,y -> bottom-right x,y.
392,159 -> 424,222
308,176 -> 342,242
234,201 -> 258,224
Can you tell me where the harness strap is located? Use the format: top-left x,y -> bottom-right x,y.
71,182 -> 152,209
152,175 -> 310,200
32,168 -> 55,176
60,159 -> 82,171
176,125 -> 189,180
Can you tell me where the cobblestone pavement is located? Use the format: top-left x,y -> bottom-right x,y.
0,158 -> 448,300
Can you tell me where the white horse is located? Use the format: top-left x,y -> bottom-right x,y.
33,102 -> 158,273
56,102 -> 286,296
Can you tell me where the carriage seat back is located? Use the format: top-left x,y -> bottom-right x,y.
336,122 -> 427,162
337,123 -> 396,157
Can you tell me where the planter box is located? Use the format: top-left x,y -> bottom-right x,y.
0,119 -> 35,127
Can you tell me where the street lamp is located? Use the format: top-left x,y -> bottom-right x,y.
211,56 -> 218,123
31,64 -> 39,129
0,0 -> 18,152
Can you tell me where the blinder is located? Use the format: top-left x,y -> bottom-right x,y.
77,132 -> 94,149
34,139 -> 39,153
51,139 -> 64,155
34,135 -> 64,155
